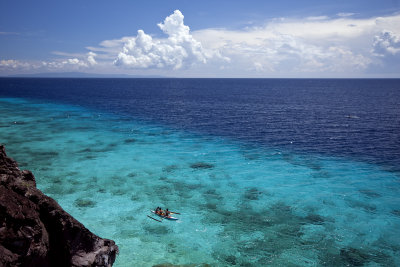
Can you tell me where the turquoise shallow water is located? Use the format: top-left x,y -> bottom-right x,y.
1,97 -> 399,266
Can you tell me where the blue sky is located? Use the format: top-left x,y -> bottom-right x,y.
1,0 -> 399,77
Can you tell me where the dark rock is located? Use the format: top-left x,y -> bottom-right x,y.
0,145 -> 118,266
0,185 -> 49,266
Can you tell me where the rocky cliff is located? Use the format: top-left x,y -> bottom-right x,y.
0,145 -> 118,267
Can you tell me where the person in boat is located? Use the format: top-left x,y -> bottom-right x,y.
160,208 -> 165,216
155,207 -> 161,215
165,209 -> 170,217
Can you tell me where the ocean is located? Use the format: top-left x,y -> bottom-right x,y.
0,78 -> 399,266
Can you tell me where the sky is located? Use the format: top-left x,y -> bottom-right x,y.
1,0 -> 400,78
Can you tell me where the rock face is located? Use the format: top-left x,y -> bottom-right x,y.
0,145 -> 118,267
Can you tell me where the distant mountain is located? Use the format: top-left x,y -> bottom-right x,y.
4,72 -> 165,78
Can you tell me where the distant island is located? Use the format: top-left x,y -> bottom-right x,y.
3,72 -> 165,78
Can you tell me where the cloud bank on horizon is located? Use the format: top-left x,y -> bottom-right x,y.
1,10 -> 400,77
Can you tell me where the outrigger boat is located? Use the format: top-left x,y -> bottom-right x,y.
151,210 -> 179,221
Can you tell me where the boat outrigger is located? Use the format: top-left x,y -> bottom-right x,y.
151,210 -> 178,220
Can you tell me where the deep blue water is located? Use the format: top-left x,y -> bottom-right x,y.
1,78 -> 399,172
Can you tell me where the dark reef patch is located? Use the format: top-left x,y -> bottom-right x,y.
346,198 -> 377,213
124,138 -> 137,144
146,132 -> 159,137
85,155 -> 97,160
35,151 -> 59,159
359,189 -> 382,198
73,126 -> 95,131
52,177 -> 62,184
77,143 -> 118,154
74,198 -> 96,208
153,263 -> 211,267
224,255 -> 237,265
97,188 -> 106,193
127,172 -> 137,177
243,187 -> 263,200
311,170 -> 331,179
190,162 -> 214,170
111,188 -> 128,196
204,202 -> 218,211
143,224 -> 170,235
44,184 -> 70,195
282,154 -> 323,172
340,247 -> 370,266
304,214 -> 325,225
130,194 -> 140,201
117,229 -> 137,239
163,164 -> 179,173
78,147 -> 92,153
241,150 -> 261,161
110,175 -> 128,187
69,178 -> 82,186
203,188 -> 223,201
152,178 -> 208,203
66,171 -> 79,176
391,209 -> 400,217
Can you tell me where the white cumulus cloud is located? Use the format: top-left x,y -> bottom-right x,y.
87,52 -> 97,65
114,10 -> 213,69
373,30 -> 400,56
